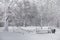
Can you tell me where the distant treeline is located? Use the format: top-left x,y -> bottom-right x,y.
0,0 -> 60,27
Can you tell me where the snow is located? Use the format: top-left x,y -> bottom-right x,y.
0,28 -> 60,40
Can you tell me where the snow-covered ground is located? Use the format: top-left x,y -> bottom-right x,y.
0,27 -> 60,40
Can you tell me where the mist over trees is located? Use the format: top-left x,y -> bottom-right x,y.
0,0 -> 60,27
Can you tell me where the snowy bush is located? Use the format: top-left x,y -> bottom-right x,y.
8,26 -> 18,32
